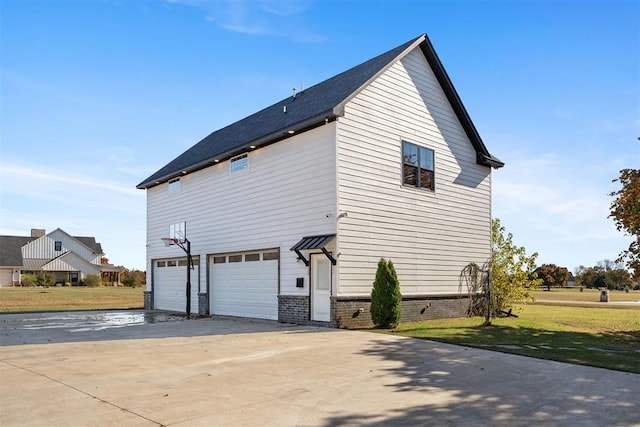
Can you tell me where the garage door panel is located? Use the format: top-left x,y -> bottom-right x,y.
210,255 -> 278,320
154,260 -> 199,314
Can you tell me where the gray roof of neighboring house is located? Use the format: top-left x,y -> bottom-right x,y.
0,234 -> 104,268
0,236 -> 36,267
137,34 -> 503,189
75,237 -> 103,255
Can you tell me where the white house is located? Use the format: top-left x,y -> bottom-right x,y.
0,228 -> 120,286
137,34 -> 503,328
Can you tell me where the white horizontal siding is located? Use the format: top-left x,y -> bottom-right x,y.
145,123 -> 337,296
336,47 -> 492,296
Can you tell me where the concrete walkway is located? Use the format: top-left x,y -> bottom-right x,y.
1,311 -> 638,426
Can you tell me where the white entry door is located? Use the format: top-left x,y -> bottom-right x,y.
311,254 -> 331,322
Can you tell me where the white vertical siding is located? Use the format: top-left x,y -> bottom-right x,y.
43,252 -> 101,276
336,47 -> 492,296
145,123 -> 338,296
21,229 -> 102,265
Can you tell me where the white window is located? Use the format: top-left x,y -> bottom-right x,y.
168,178 -> 180,192
230,153 -> 248,173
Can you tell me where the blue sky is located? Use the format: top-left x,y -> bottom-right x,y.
1,0 -> 638,272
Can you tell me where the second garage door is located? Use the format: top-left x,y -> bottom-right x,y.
154,257 -> 199,314
210,250 -> 278,320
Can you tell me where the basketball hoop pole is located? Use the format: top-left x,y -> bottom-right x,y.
162,237 -> 192,316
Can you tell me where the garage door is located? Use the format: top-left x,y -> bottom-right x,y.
210,250 -> 278,320
0,269 -> 13,287
154,257 -> 199,314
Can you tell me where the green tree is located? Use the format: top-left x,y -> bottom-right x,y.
491,218 -> 541,314
609,168 -> 640,280
370,258 -> 402,328
122,274 -> 140,288
83,274 -> 101,287
575,261 -> 632,290
35,272 -> 54,288
575,265 -> 599,288
534,264 -> 569,291
20,274 -> 37,287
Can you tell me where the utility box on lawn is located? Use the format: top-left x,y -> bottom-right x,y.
599,288 -> 609,303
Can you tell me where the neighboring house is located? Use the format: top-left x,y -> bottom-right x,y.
566,272 -> 576,288
0,228 -> 119,286
137,34 -> 504,328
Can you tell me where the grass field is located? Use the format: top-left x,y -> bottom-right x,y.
532,287 -> 640,302
0,286 -> 145,313
376,303 -> 640,374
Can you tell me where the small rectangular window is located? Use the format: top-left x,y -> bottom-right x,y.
245,253 -> 260,262
54,241 -> 62,251
262,251 -> 279,261
168,178 -> 181,192
178,259 -> 188,267
229,255 -> 242,263
230,153 -> 248,173
402,141 -> 434,190
157,261 -> 166,267
213,256 -> 226,264
167,260 -> 177,267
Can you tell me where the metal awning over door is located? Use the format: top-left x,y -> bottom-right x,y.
290,234 -> 336,266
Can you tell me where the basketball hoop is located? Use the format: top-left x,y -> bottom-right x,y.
161,237 -> 178,247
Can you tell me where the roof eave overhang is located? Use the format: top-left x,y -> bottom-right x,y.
477,153 -> 505,169
136,111 -> 338,190
418,36 -> 505,170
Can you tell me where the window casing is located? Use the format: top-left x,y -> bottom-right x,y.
230,153 -> 248,173
402,141 -> 434,190
54,241 -> 62,251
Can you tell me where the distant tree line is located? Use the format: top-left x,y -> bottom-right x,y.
575,260 -> 635,291
117,267 -> 146,288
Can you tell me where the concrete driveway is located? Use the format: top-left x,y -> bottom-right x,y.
1,311 -> 638,426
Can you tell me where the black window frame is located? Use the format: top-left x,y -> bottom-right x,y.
402,140 -> 435,191
54,241 -> 62,251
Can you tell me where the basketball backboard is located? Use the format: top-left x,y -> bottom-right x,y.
169,221 -> 186,243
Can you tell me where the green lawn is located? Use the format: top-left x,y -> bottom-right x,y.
531,287 -> 640,303
376,304 -> 640,374
0,286 -> 145,313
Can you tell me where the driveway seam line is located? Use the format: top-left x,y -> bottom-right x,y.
1,359 -> 166,426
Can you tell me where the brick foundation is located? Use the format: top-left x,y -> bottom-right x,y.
278,295 -> 309,324
198,293 -> 209,316
144,291 -> 153,310
333,294 -> 471,329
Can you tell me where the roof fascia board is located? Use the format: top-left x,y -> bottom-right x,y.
137,112 -> 337,189
332,35 -> 426,117
418,36 -> 504,169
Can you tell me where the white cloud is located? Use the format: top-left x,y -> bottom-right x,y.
167,0 -> 326,43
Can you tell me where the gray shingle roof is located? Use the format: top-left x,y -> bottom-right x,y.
0,236 -> 35,267
137,34 -> 503,189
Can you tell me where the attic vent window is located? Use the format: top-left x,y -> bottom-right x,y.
230,153 -> 248,173
168,178 -> 181,192
55,241 -> 62,251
